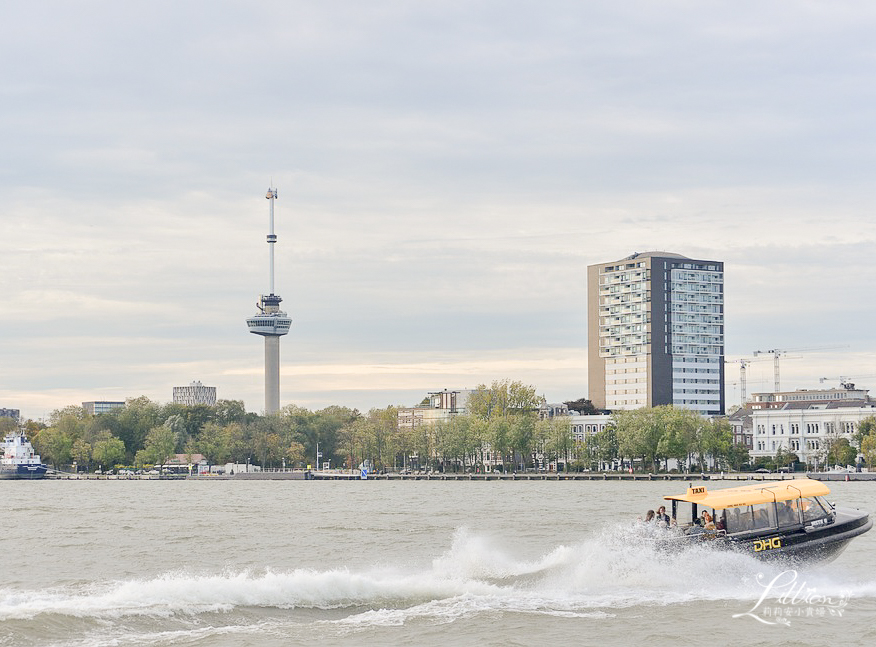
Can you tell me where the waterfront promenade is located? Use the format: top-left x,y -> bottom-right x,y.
45,470 -> 876,482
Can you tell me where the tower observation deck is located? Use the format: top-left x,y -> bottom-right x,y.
246,187 -> 292,414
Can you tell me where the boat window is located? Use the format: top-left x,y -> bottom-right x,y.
801,497 -> 830,523
776,499 -> 802,527
725,503 -> 777,533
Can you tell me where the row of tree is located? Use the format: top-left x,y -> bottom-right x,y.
21,380 -> 876,474
585,405 -> 745,472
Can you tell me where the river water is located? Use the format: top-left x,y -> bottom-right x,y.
1,479 -> 874,646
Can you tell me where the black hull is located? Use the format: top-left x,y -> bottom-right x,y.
726,507 -> 871,563
0,465 -> 49,479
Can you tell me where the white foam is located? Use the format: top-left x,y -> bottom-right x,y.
1,523 -> 872,624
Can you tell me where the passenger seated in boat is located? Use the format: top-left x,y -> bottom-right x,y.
753,508 -> 771,530
686,517 -> 706,535
777,500 -> 798,525
644,510 -> 655,523
702,510 -> 716,531
656,506 -> 670,527
715,512 -> 726,531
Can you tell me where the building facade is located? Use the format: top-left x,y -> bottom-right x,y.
0,408 -> 20,422
82,401 -> 125,415
736,387 -> 876,467
397,389 -> 472,431
587,251 -> 724,415
172,381 -> 218,406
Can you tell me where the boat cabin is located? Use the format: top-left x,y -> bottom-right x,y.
663,479 -> 835,537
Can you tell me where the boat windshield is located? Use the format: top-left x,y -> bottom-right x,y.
801,496 -> 832,523
725,503 -> 778,533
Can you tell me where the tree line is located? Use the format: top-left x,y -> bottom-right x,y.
43,379 -> 876,474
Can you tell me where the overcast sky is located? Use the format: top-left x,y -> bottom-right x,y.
2,1 -> 876,421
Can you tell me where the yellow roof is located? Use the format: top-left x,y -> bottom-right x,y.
664,478 -> 830,509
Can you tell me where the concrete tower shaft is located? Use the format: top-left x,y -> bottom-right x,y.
246,187 -> 292,414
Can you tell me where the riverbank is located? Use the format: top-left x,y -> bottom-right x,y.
43,470 -> 876,481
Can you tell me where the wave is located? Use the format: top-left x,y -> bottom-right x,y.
2,524 -> 874,623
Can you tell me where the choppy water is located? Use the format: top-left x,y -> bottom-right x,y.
1,479 -> 874,646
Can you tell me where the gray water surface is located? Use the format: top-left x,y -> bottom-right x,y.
2,479 -> 874,646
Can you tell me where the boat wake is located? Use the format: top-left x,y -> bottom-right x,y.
2,524 -> 874,643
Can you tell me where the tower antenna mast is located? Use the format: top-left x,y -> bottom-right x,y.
246,186 -> 292,414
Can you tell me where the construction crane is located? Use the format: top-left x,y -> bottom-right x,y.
753,346 -> 848,393
819,375 -> 876,390
726,356 -> 775,407
725,359 -> 751,408
752,349 -> 786,393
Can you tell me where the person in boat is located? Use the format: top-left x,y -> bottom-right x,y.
687,517 -> 706,535
656,506 -> 670,526
777,500 -> 798,525
644,510 -> 655,523
702,510 -> 716,531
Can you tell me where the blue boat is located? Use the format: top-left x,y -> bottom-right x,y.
0,431 -> 48,479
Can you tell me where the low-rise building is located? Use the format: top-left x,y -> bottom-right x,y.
82,401 -> 125,415
738,386 -> 876,467
0,408 -> 20,422
397,389 -> 472,431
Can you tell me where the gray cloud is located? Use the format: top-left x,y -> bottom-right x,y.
2,1 -> 876,418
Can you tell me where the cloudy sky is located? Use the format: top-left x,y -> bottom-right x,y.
2,1 -> 876,421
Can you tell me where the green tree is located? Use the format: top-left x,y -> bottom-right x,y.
71,438 -> 93,471
564,398 -> 598,415
589,425 -> 618,470
196,422 -> 231,464
826,437 -> 857,467
93,436 -> 126,469
861,433 -> 876,469
139,424 -> 177,467
614,408 -> 664,472
214,399 -> 248,425
467,379 -> 542,420
113,397 -> 163,459
726,442 -> 750,471
537,415 -> 574,471
33,427 -> 73,469
853,416 -> 876,447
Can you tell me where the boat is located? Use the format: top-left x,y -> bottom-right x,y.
0,431 -> 49,479
661,478 -> 871,562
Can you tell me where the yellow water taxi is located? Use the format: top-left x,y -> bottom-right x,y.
663,478 -> 871,561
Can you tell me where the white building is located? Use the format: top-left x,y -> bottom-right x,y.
744,387 -> 876,466
397,389 -> 472,430
568,411 -> 613,443
172,381 -> 217,406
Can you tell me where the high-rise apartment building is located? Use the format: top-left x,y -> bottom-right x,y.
587,251 -> 724,415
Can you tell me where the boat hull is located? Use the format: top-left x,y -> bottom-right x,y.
726,506 -> 871,563
0,464 -> 49,479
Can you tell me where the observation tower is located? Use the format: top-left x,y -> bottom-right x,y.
246,187 -> 292,414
